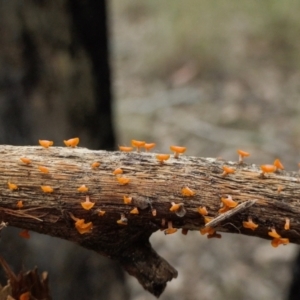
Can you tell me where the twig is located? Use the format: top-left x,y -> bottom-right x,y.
205,199 -> 257,228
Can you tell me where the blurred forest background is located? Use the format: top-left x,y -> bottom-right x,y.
1,0 -> 300,299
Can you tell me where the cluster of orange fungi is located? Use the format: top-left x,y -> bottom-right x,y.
11,140 -> 292,248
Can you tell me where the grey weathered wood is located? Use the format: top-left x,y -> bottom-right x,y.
0,145 -> 299,297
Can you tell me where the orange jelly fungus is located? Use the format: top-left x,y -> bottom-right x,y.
123,196 -> 132,204
218,205 -> 231,214
113,168 -> 123,175
16,200 -> 23,209
38,166 -> 49,174
76,219 -> 93,234
19,229 -> 30,239
19,291 -> 31,300
198,206 -> 208,216
200,226 -> 215,236
237,149 -> 250,163
91,162 -> 100,169
221,195 -> 238,208
181,186 -> 195,197
204,216 -> 213,224
130,207 -> 139,214
268,228 -> 281,239
271,238 -> 289,248
144,143 -> 156,152
69,213 -> 93,234
284,218 -> 290,230
118,146 -> 133,152
164,221 -> 177,235
41,185 -> 54,193
274,158 -> 284,170
117,177 -> 130,185
156,154 -> 170,164
222,165 -> 235,176
131,140 -> 145,152
39,140 -> 53,148
97,209 -> 106,216
169,202 -> 181,212
81,196 -> 95,210
260,164 -> 277,174
8,182 -> 18,190
64,137 -> 79,147
77,185 -> 89,193
117,213 -> 128,225
20,157 -> 31,164
243,217 -> 258,231
170,145 -> 187,158
207,232 -> 222,239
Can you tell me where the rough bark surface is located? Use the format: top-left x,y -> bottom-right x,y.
0,145 -> 299,296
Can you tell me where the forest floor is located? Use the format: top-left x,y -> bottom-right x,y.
110,1 -> 300,300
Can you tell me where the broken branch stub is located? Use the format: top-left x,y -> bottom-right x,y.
0,145 -> 299,297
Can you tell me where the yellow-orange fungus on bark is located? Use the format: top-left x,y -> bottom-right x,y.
207,232 -> 222,239
118,146 -> 133,152
198,206 -> 208,216
91,162 -> 100,168
64,137 -> 79,147
19,291 -> 31,300
75,219 -> 93,234
19,229 -> 30,239
271,238 -> 289,248
221,195 -> 238,208
117,213 -> 128,225
20,157 -> 31,164
156,154 -> 170,164
16,200 -> 23,209
97,209 -> 106,216
204,216 -> 213,224
181,186 -> 195,196
164,221 -> 177,235
237,149 -> 250,163
260,164 -> 277,174
8,182 -> 18,190
144,143 -> 156,152
284,218 -> 290,230
38,166 -> 49,174
169,202 -> 186,217
113,168 -> 123,175
117,177 -> 130,185
243,217 -> 258,231
81,196 -> 95,210
39,140 -> 53,148
123,196 -> 132,204
222,165 -> 235,176
130,207 -> 139,214
170,145 -> 187,158
41,185 -> 53,193
268,228 -> 281,239
218,205 -> 231,214
200,227 -> 215,235
131,140 -> 145,152
274,158 -> 284,170
77,185 -> 88,192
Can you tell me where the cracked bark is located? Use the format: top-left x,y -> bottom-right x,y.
0,145 -> 299,297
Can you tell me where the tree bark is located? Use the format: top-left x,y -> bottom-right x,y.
1,145 -> 299,297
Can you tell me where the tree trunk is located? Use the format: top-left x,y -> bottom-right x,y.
1,145 -> 299,297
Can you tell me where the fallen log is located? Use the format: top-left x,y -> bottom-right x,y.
0,145 -> 299,297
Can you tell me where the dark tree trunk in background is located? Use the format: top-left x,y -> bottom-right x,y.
69,0 -> 115,150
0,1 -> 127,299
